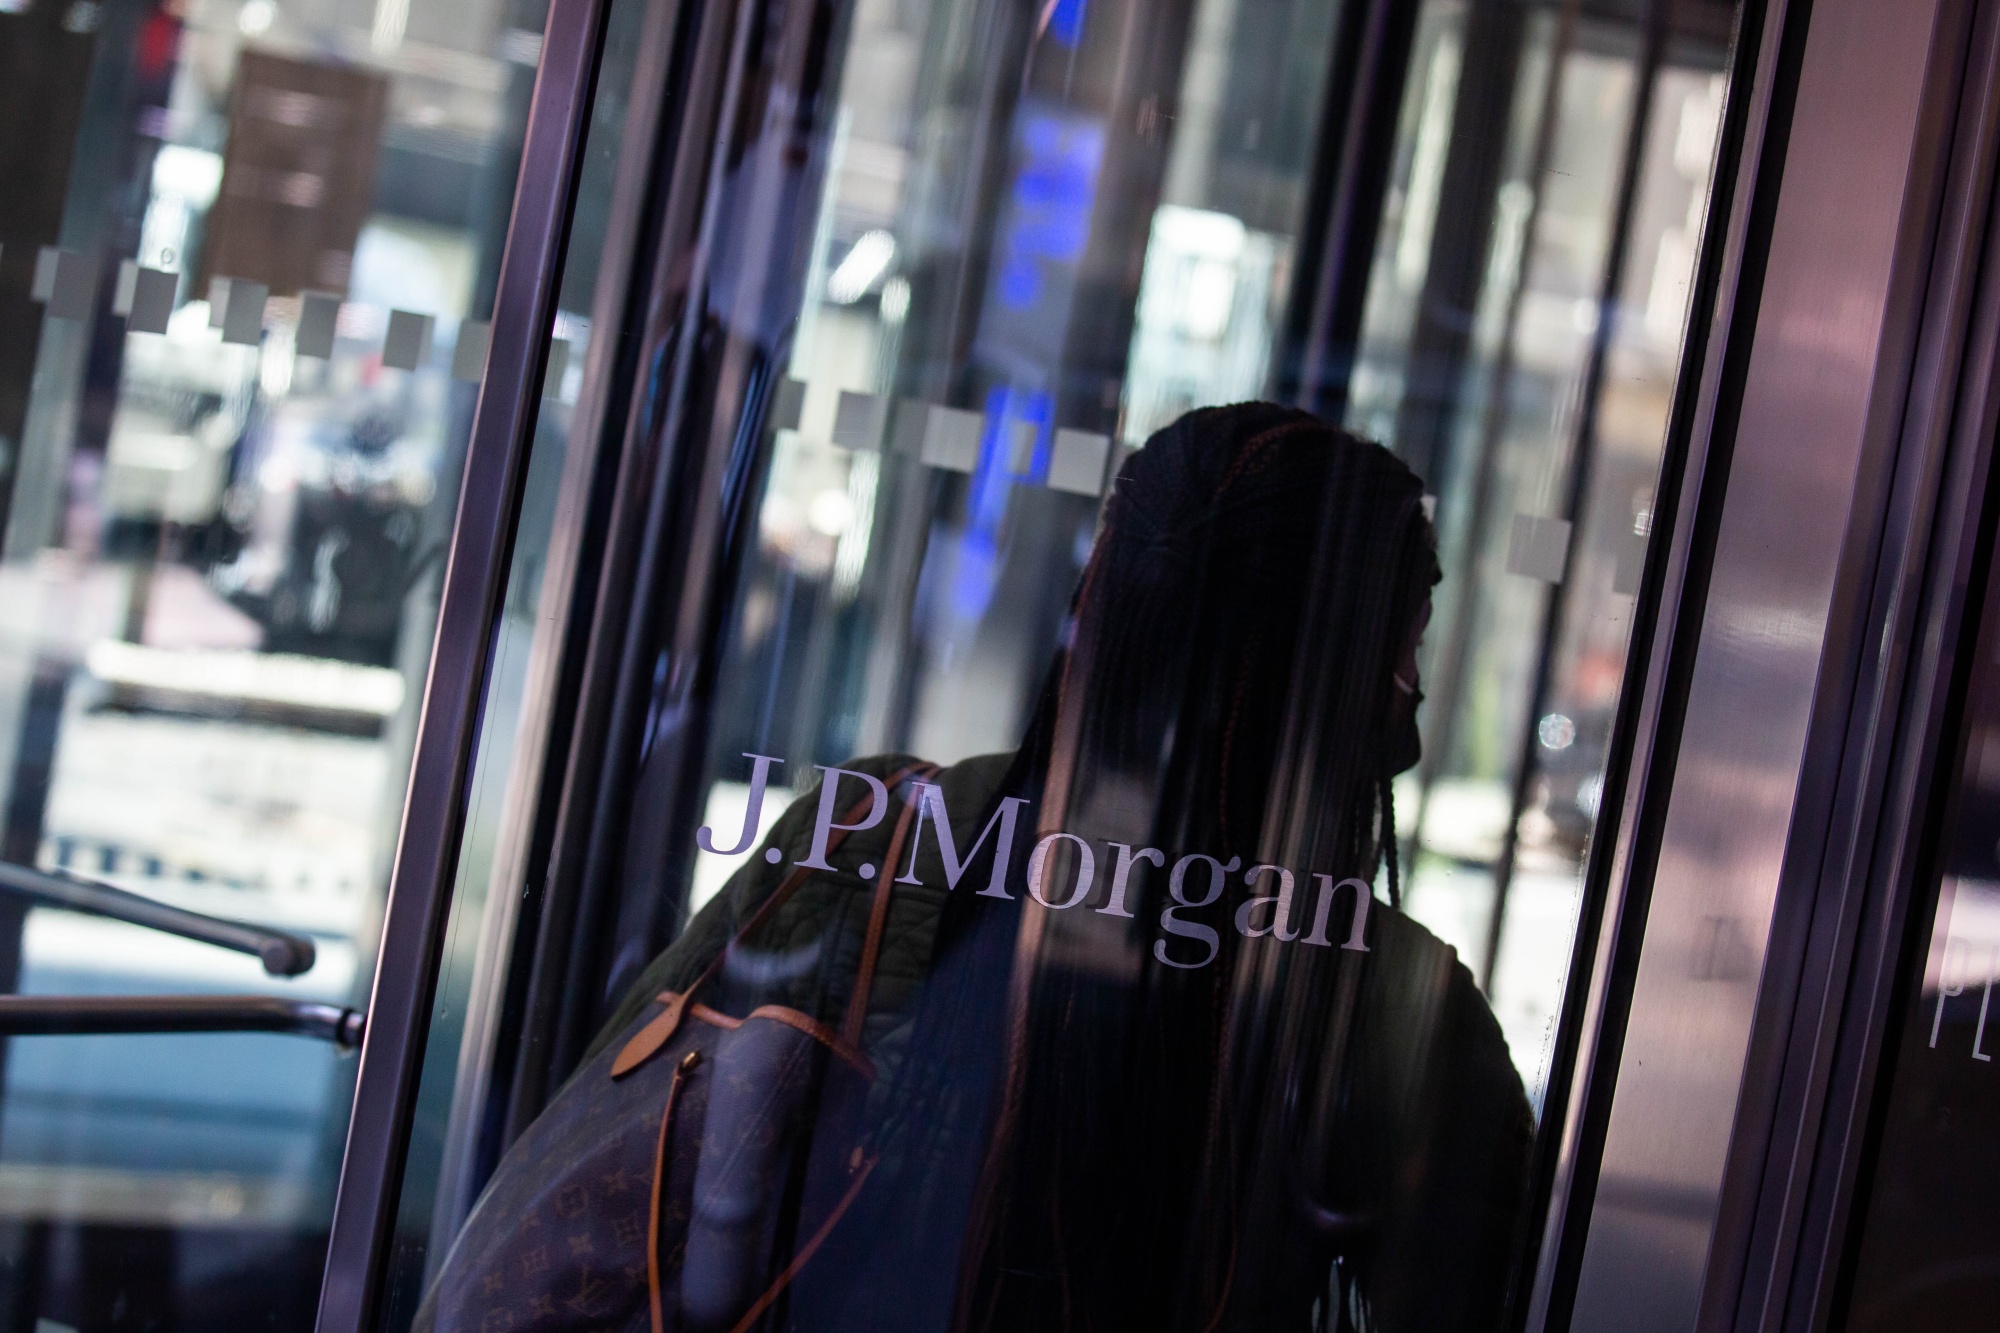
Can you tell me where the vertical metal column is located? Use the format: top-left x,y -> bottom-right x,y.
1275,0 -> 1422,419
313,0 -> 613,1321
1563,0 -> 1968,1328
1521,0 -> 1783,1319
1481,0 -> 1667,991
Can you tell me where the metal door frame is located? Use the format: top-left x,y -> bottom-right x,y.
1708,0 -> 2000,1327
312,0 -> 617,1322
1545,0 -> 2000,1329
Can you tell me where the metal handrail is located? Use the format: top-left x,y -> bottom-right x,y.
0,861 -> 318,977
0,995 -> 364,1047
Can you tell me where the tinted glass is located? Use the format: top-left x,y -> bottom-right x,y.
1844,518 -> 2000,1331
392,0 -> 1741,1328
0,0 -> 546,1320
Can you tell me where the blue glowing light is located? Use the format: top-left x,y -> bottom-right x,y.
1047,0 -> 1087,47
994,112 -> 1104,312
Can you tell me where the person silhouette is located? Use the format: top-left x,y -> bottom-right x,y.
420,402 -> 1532,1333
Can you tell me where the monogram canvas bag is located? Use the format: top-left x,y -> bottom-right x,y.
417,764 -> 935,1333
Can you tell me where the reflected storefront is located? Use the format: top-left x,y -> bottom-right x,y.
0,0 -> 546,1319
1,0 -> 1999,1328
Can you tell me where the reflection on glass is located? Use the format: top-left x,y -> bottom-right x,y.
387,0 -> 1742,1326
0,0 -> 543,1319
1845,535 -> 2000,1332
369,0 -> 649,1308
1354,2 -> 1732,1107
427,408 -> 1533,1331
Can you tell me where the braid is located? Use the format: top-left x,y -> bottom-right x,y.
1379,772 -> 1400,911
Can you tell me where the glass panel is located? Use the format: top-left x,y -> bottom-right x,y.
1843,525 -> 2000,1331
1361,9 -> 1734,1105
368,0 -> 658,1312
396,0 -> 1741,1329
0,0 -> 545,1318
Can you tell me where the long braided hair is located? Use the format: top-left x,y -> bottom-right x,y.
1045,401 -> 1435,892
950,403 -> 1440,1332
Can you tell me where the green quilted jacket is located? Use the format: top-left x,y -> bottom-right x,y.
577,751 -> 1534,1331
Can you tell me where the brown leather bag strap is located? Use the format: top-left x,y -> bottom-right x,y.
647,1049 -> 701,1333
725,1151 -> 880,1333
613,762 -> 929,1079
839,765 -> 936,1046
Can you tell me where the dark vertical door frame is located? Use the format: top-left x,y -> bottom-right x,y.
1384,0 -> 1532,498
1525,0 -> 1791,1319
1403,0 -> 1574,977
313,0 -> 614,1321
1712,0 -> 2000,1327
513,0 -> 756,1120
1553,0 -> 1997,1324
1274,0 -> 1423,419
493,0 -> 708,1152
1482,0 -> 1667,994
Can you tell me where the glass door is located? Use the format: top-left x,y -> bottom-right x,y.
0,0 -> 556,1321
1843,513 -> 2000,1331
357,0 -> 1749,1328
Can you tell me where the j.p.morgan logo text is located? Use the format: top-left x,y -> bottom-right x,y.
699,755 -> 1373,969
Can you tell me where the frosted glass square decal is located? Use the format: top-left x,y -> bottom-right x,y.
832,390 -> 886,451
452,320 -> 491,381
888,399 -> 928,455
51,256 -> 94,319
543,338 -> 571,398
921,406 -> 982,473
36,248 -> 94,320
770,378 -> 806,432
30,246 -> 61,302
1048,428 -> 1110,495
220,278 -> 268,345
1103,443 -> 1139,492
1507,514 -> 1571,584
1005,421 -> 1036,474
112,260 -> 139,316
1613,529 -> 1649,595
297,293 -> 341,359
126,267 -> 178,335
383,310 -> 433,370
